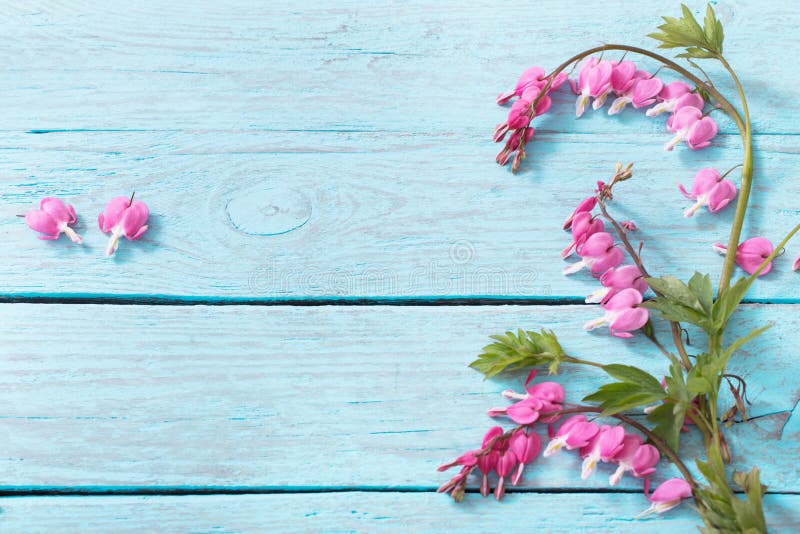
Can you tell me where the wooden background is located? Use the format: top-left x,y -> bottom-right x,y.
1,1 -> 798,531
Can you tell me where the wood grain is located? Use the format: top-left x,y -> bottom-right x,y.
1,304 -> 797,491
1,493 -> 798,533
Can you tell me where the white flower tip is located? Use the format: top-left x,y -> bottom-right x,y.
712,244 -> 727,255
542,441 -> 561,458
581,457 -> 596,480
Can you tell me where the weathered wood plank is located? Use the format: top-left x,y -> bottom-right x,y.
0,1 -> 794,135
0,493 -> 797,533
1,304 -> 797,491
2,133 -> 799,300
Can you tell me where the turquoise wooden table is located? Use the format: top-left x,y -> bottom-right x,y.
1,1 -> 799,531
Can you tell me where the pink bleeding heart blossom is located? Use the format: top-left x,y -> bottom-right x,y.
638,478 -> 693,517
584,287 -> 649,338
793,252 -> 800,272
509,429 -> 542,486
608,69 -> 650,115
437,450 -> 478,472
608,434 -> 660,486
678,168 -> 737,217
563,196 -> 597,230
24,197 -> 82,243
665,107 -> 718,151
620,220 -> 637,232
98,195 -> 149,257
713,237 -> 774,276
631,77 -> 664,109
579,425 -> 625,480
585,265 -> 648,304
489,370 -> 565,424
543,415 -> 600,457
666,92 -> 706,129
562,211 -> 604,258
493,443 -> 518,500
496,66 -> 567,105
572,57 -> 613,117
563,232 -> 624,276
477,426 -> 503,497
646,81 -> 695,116
495,127 -> 534,170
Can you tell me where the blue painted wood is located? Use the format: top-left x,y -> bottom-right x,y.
1,1 -> 799,300
0,493 -> 798,532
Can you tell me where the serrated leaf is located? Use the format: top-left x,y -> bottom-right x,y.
469,329 -> 565,379
583,382 -> 665,416
649,3 -> 724,59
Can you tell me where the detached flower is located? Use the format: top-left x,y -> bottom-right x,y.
24,197 -> 82,243
584,288 -> 649,338
563,232 -> 624,276
509,429 -> 542,485
579,424 -> 625,480
572,57 -> 613,117
638,478 -> 693,517
562,212 -> 604,258
664,107 -> 718,151
543,415 -> 600,457
98,195 -> 149,257
713,237 -> 774,276
585,265 -> 647,304
678,168 -> 737,217
608,434 -> 660,486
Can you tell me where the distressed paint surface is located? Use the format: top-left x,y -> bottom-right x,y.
1,0 -> 798,531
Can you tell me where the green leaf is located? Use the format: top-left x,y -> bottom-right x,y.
582,364 -> 666,416
721,324 -> 773,364
648,3 -> 724,59
643,273 -> 715,332
647,401 -> 687,451
712,276 -> 750,330
688,272 -> 713,314
469,329 -> 565,379
602,364 -> 665,396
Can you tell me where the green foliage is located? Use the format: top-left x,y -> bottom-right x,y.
646,361 -> 690,451
469,329 -> 565,378
712,276 -> 751,330
583,364 -> 666,416
642,273 -> 714,332
648,4 -> 724,59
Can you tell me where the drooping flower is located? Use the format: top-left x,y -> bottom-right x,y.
631,77 -> 664,109
793,252 -> 800,271
678,167 -> 738,217
572,57 -> 613,117
562,212 -> 604,258
98,195 -> 149,257
437,450 -> 478,472
666,92 -> 706,129
489,371 -> 565,424
664,107 -> 718,151
712,237 -> 775,276
24,197 -> 82,243
495,127 -> 534,169
563,196 -> 597,230
608,434 -> 660,486
563,232 -> 624,276
638,478 -> 693,517
509,429 -> 542,485
543,415 -> 600,457
620,220 -> 637,232
579,425 -> 625,479
477,426 -> 503,497
646,81 -> 695,116
496,67 -> 567,105
585,265 -> 647,304
584,288 -> 649,338
493,444 -> 518,500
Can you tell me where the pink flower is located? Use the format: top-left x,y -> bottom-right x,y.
24,197 -> 82,243
620,220 -> 637,232
563,232 -> 624,276
437,450 -> 478,472
607,70 -> 650,115
543,415 -> 600,457
608,434 -> 660,486
572,57 -> 613,117
98,195 -> 150,256
493,444 -> 517,500
664,107 -> 718,151
563,196 -> 597,230
585,265 -> 647,304
509,429 -> 542,485
495,127 -> 534,169
610,61 -> 638,94
665,93 -> 706,129
561,212 -> 604,258
646,81 -> 695,116
631,77 -> 664,109
579,424 -> 625,479
712,237 -> 774,276
490,370 -> 564,424
678,168 -> 737,217
477,426 -> 503,497
638,478 -> 693,517
793,252 -> 800,271
584,288 -> 649,338
496,67 -> 567,105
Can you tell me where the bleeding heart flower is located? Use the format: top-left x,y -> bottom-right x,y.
562,211 -> 604,258
665,92 -> 706,129
608,70 -> 650,115
793,252 -> 800,271
631,77 -> 664,109
678,168 -> 738,217
563,196 -> 597,230
477,426 -> 503,497
509,429 -> 542,485
646,81 -> 695,116
579,425 -> 625,479
24,197 -> 82,243
608,434 -> 660,485
490,370 -> 565,425
585,265 -> 648,304
712,237 -> 775,276
493,445 -> 518,500
98,194 -> 150,257
637,478 -> 693,517
496,67 -> 567,105
665,107 -> 718,151
572,57 -> 613,117
584,288 -> 649,338
563,232 -> 625,276
543,415 -> 600,457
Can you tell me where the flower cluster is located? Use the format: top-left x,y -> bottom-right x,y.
438,372 -> 691,517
